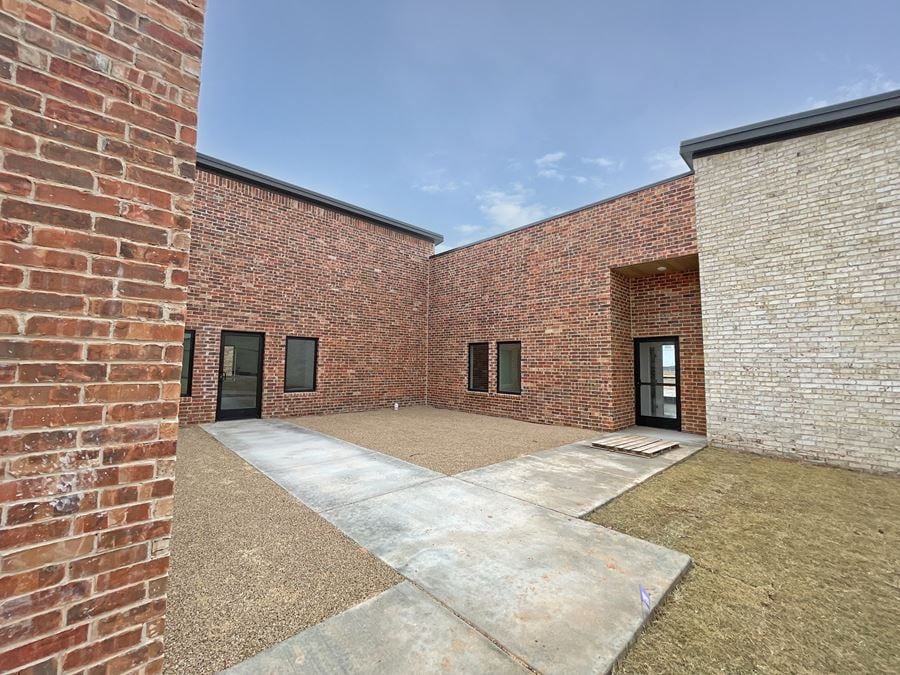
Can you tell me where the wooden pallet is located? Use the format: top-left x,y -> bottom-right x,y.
591,434 -> 679,457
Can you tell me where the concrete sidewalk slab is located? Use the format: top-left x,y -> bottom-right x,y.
458,435 -> 704,517
222,582 -> 527,675
202,419 -> 441,512
269,453 -> 442,512
324,477 -> 691,674
219,436 -> 370,474
456,447 -> 644,515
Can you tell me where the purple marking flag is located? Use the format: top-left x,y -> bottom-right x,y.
639,585 -> 652,614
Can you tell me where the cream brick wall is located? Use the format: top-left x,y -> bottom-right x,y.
694,117 -> 900,473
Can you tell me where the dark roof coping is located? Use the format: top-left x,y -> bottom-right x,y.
680,89 -> 900,168
195,153 -> 444,244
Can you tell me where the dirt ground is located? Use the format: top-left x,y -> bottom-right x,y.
586,446 -> 900,674
166,426 -> 401,674
292,405 -> 597,474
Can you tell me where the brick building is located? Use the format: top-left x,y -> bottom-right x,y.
180,155 -> 436,424
180,92 -> 899,473
0,3 -> 897,669
183,159 -> 704,433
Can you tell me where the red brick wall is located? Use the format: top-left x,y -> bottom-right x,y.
609,270 -> 634,429
0,2 -> 205,672
179,169 -> 433,424
427,175 -> 700,432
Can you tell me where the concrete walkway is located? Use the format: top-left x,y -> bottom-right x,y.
457,427 -> 706,517
205,419 -> 696,674
223,582 -> 528,675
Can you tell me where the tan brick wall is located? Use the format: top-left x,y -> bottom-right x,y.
694,117 -> 900,473
180,169 -> 433,424
0,1 -> 205,671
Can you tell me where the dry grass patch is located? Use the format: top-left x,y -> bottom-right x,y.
293,405 -> 597,474
585,446 -> 900,674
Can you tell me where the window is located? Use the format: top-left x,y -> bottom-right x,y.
497,341 -> 521,394
181,329 -> 195,396
284,337 -> 317,392
468,342 -> 489,391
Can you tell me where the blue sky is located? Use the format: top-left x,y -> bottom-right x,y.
197,1 -> 898,251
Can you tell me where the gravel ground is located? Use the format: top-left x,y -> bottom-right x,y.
166,426 -> 401,675
292,405 -> 598,474
586,446 -> 900,674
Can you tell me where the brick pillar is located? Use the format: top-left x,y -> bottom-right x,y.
0,2 -> 205,672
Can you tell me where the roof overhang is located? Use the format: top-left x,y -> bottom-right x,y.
680,89 -> 900,169
612,253 -> 699,278
195,153 -> 444,244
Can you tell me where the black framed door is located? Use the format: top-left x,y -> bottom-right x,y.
216,330 -> 265,421
634,336 -> 681,430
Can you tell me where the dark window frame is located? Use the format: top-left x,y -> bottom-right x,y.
467,342 -> 489,392
284,336 -> 318,393
180,329 -> 195,397
633,336 -> 681,431
216,330 -> 265,421
496,341 -> 522,395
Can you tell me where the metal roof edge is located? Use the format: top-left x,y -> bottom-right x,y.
679,89 -> 900,168
195,153 -> 444,244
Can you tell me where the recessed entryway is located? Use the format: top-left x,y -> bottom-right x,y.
635,336 -> 681,430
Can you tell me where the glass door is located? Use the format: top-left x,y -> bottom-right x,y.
216,331 -> 264,420
634,337 -> 680,430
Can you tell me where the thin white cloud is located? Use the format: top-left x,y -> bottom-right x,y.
417,179 -> 459,193
807,65 -> 899,109
434,243 -> 449,254
836,66 -> 898,101
477,183 -> 548,230
533,152 -> 624,182
415,167 -> 463,194
581,156 -> 622,170
645,149 -> 686,174
535,151 -> 566,167
537,168 -> 564,180
573,175 -> 606,188
455,223 -> 482,234
535,151 -> 567,181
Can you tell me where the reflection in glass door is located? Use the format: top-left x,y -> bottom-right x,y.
634,337 -> 680,430
216,331 -> 264,420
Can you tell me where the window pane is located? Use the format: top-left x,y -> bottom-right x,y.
639,384 -> 677,418
497,342 -> 521,394
468,343 -> 488,391
285,337 -> 317,392
180,330 -> 193,396
639,341 -> 677,385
